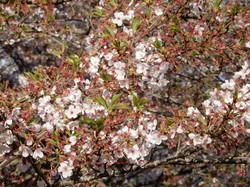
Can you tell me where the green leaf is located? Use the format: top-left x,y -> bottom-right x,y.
231,5 -> 242,16
112,103 -> 130,110
74,131 -> 81,137
100,73 -> 112,82
111,93 -> 122,106
113,39 -> 128,51
92,6 -> 105,17
193,51 -> 200,56
121,39 -> 129,48
132,17 -> 142,32
166,117 -> 175,127
91,117 -> 105,131
6,13 -> 16,19
25,67 -> 45,81
49,139 -> 56,145
67,54 -> 81,69
47,40 -> 66,58
52,129 -> 59,136
152,39 -> 162,50
79,116 -> 95,125
95,95 -> 109,110
172,16 -> 179,25
108,0 -> 118,7
79,116 -> 104,131
199,116 -> 206,125
104,26 -> 114,39
132,94 -> 148,109
170,27 -> 182,34
233,89 -> 238,99
139,98 -> 148,106
48,13 -> 55,22
94,117 -> 105,131
96,117 -> 105,126
238,38 -> 245,44
132,94 -> 139,107
145,8 -> 152,19
13,97 -> 28,107
113,40 -> 121,50
209,0 -> 222,11
66,130 -> 72,136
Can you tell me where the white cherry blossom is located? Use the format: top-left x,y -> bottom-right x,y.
104,52 -> 113,61
114,61 -> 126,69
233,61 -> 249,79
43,122 -> 54,132
112,11 -> 126,26
26,138 -> 33,146
146,131 -> 165,145
147,119 -> 157,130
65,105 -> 81,119
221,79 -> 235,90
69,136 -> 77,145
19,145 -> 32,157
188,133 -> 212,146
136,63 -> 149,75
5,119 -> 12,126
188,133 -> 203,146
63,144 -> 71,153
135,50 -> 146,60
124,144 -> 141,161
194,25 -> 204,36
223,91 -> 233,104
33,148 -> 44,159
135,43 -> 146,60
177,125 -> 184,134
187,107 -> 200,117
38,96 -> 51,106
125,10 -> 134,20
245,41 -> 250,48
0,144 -> 11,157
58,161 -> 74,178
4,130 -> 16,145
115,69 -> 126,81
90,56 -> 100,66
154,7 -> 163,16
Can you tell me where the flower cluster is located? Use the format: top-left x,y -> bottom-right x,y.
0,0 -> 250,186
171,61 -> 250,149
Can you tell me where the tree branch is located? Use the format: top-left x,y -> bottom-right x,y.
0,154 -> 19,170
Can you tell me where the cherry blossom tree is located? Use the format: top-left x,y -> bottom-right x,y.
0,0 -> 250,186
